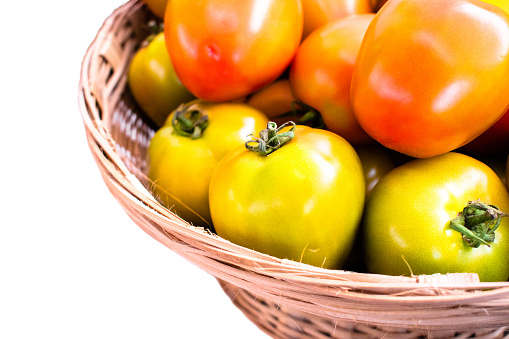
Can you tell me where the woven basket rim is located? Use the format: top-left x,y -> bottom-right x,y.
78,0 -> 509,332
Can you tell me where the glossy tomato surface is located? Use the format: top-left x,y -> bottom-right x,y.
164,0 -> 303,102
364,152 -> 509,282
300,0 -> 373,38
290,14 -> 375,145
148,100 -> 268,226
209,124 -> 365,269
128,32 -> 195,127
351,0 -> 509,158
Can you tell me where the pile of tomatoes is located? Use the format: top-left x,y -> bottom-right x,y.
128,0 -> 509,282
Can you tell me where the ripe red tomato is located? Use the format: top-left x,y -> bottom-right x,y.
164,0 -> 303,102
290,14 -> 375,145
351,0 -> 509,158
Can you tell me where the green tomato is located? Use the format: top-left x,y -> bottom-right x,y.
147,100 -> 268,226
128,32 -> 195,127
364,152 -> 509,282
209,122 -> 365,269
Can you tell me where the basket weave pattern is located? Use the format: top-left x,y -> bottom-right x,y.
78,1 -> 509,337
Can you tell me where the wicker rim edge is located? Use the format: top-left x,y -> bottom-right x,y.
78,0 -> 509,330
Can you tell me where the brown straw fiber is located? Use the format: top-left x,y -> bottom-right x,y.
78,1 -> 509,337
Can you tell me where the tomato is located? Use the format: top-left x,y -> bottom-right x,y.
128,31 -> 195,127
209,122 -> 365,269
290,14 -> 375,145
460,110 -> 509,156
300,0 -> 373,39
147,100 -> 268,226
364,152 -> 509,282
142,0 -> 167,19
351,0 -> 509,158
164,0 -> 303,102
355,144 -> 395,198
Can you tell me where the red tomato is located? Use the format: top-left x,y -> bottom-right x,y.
351,0 -> 509,158
164,0 -> 303,102
290,14 -> 375,145
300,0 -> 373,39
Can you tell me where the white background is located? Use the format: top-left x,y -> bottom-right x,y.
0,0 -> 269,337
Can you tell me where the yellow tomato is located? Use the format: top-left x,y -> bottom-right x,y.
209,122 -> 365,269
148,100 -> 268,226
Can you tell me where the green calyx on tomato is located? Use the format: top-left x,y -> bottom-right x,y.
171,102 -> 210,139
450,201 -> 508,248
209,123 -> 365,269
363,152 -> 509,282
148,100 -> 269,226
245,121 -> 296,156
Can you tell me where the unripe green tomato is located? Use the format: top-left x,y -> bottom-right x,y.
364,152 -> 509,282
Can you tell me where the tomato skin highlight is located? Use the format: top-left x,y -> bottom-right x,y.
351,0 -> 509,158
209,125 -> 365,269
164,0 -> 303,102
364,152 -> 509,282
290,14 -> 375,145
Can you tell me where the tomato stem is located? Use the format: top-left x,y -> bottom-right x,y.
449,200 -> 508,248
171,101 -> 209,139
245,121 -> 296,156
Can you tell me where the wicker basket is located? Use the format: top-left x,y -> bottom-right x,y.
78,1 -> 509,337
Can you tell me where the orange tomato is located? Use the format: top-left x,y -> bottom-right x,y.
351,0 -> 509,158
164,0 -> 303,102
290,14 -> 375,145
